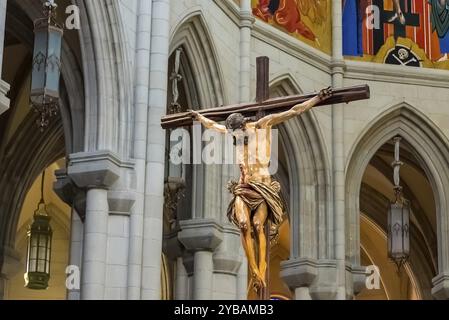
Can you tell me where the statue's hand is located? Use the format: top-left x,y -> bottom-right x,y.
188,109 -> 200,120
318,86 -> 333,101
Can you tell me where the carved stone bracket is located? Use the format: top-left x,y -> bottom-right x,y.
213,224 -> 242,275
281,258 -> 339,300
178,219 -> 223,252
346,263 -> 369,298
53,168 -> 86,220
68,151 -> 123,189
432,272 -> 449,300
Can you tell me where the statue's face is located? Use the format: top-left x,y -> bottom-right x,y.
226,113 -> 246,132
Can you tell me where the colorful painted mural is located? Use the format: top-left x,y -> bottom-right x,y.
251,0 -> 332,54
343,0 -> 449,70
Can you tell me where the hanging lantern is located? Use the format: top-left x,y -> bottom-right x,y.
24,172 -> 53,290
30,0 -> 63,131
387,136 -> 410,271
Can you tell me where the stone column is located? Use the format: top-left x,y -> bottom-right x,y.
105,187 -> 135,300
141,0 -> 170,300
331,0 -> 346,300
68,152 -> 121,300
127,0 -> 153,300
0,0 -> 10,115
175,257 -> 188,300
239,0 -> 254,103
193,251 -> 214,299
163,228 -> 186,300
178,219 -> 223,300
81,188 -> 109,299
67,210 -> 83,300
54,169 -> 85,300
213,226 -> 242,299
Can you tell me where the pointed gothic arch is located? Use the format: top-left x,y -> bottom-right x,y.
170,10 -> 226,109
269,75 -> 332,260
0,0 -> 134,299
345,102 -> 449,299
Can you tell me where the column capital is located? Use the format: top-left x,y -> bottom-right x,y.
280,258 -> 319,288
281,258 -> 339,300
68,151 -> 134,190
163,227 -> 184,260
239,13 -> 255,28
54,168 -> 80,205
346,263 -> 369,298
432,272 -> 449,300
108,190 -> 136,216
330,59 -> 346,75
54,168 -> 87,220
213,224 -> 242,275
178,219 -> 223,252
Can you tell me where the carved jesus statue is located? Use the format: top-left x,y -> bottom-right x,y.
190,87 -> 332,291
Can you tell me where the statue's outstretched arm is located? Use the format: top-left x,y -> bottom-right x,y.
255,87 -> 333,127
190,110 -> 227,133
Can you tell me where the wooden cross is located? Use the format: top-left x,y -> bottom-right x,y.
160,57 -> 370,300
161,57 -> 370,130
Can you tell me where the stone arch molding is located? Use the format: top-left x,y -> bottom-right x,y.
0,1 -> 134,298
345,102 -> 449,299
170,10 -> 226,109
10,0 -> 134,156
168,10 -> 228,221
269,74 -> 332,260
77,0 -> 134,157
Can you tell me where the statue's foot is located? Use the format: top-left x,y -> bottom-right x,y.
250,271 -> 265,292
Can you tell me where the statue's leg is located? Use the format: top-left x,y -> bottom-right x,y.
253,201 -> 268,287
234,196 -> 260,284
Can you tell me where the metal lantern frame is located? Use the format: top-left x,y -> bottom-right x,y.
387,136 -> 410,272
24,172 -> 53,290
30,0 -> 63,131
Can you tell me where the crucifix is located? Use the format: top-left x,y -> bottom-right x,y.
161,57 -> 370,300
372,0 -> 420,54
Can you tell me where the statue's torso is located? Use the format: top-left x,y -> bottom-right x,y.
234,125 -> 273,184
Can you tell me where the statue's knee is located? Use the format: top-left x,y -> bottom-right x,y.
253,220 -> 262,233
239,220 -> 248,232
